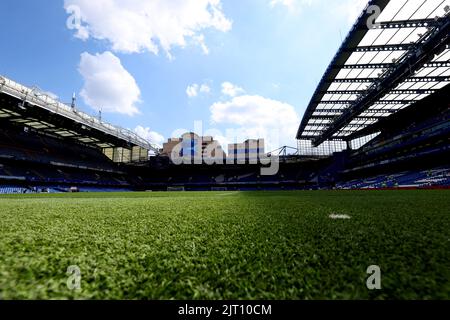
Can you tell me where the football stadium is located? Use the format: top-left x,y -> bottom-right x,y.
0,0 -> 449,301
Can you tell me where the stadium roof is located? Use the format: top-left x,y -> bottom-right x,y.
0,76 -> 159,152
296,0 -> 450,147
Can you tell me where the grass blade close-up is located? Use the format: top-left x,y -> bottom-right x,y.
1,190 -> 448,300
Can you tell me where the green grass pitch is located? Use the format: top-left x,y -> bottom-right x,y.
0,190 -> 449,300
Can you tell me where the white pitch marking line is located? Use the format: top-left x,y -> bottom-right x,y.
329,214 -> 351,220
216,192 -> 238,196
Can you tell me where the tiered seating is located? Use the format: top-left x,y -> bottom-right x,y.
336,105 -> 450,189
77,187 -> 132,193
0,128 -> 115,171
0,186 -> 32,194
348,110 -> 450,171
0,126 -> 130,192
337,167 -> 450,189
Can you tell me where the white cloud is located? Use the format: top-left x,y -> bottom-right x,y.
66,4 -> 89,40
221,82 -> 245,97
210,94 -> 300,150
194,34 -> 210,55
270,0 -> 314,12
186,84 -> 200,98
78,51 -> 141,116
135,125 -> 165,146
186,83 -> 211,98
41,90 -> 59,100
200,84 -> 211,94
64,0 -> 232,56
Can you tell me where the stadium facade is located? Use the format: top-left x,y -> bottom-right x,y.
228,139 -> 265,164
161,132 -> 226,164
0,0 -> 449,194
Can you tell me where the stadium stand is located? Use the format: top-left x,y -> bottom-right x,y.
0,75 -> 148,193
0,126 -> 117,170
0,123 -> 131,192
125,158 -> 326,191
329,86 -> 450,188
295,0 -> 450,190
337,167 -> 450,190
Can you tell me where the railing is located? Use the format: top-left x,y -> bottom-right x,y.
0,75 -> 159,152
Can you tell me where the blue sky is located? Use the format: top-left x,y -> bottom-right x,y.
0,0 -> 368,151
